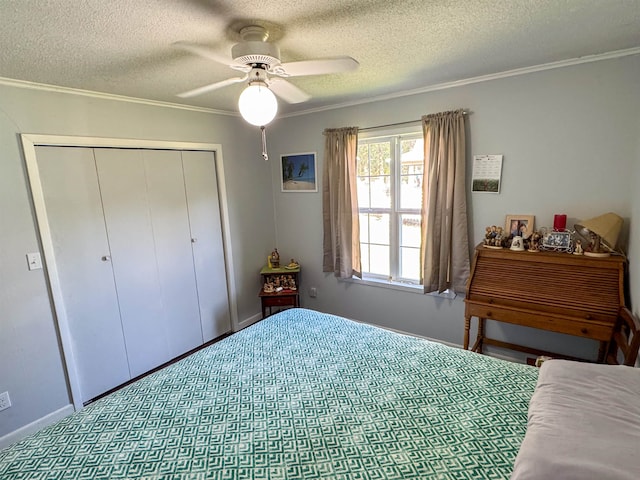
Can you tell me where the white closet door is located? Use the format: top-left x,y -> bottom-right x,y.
36,146 -> 130,403
141,149 -> 203,356
94,148 -> 168,377
182,150 -> 231,340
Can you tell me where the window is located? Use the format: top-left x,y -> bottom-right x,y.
357,132 -> 423,284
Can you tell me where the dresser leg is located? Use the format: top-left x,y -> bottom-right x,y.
464,316 -> 471,350
597,341 -> 606,363
471,318 -> 486,353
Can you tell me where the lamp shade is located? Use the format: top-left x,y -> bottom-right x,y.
238,82 -> 278,126
574,212 -> 623,252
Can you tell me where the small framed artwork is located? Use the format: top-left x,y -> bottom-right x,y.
505,214 -> 535,237
281,152 -> 317,192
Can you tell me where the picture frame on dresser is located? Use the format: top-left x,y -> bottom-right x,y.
280,152 -> 317,192
505,214 -> 535,237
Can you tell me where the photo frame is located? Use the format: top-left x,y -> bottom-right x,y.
505,214 -> 535,238
280,152 -> 317,192
540,231 -> 573,253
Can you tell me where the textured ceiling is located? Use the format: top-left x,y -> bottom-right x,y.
1,0 -> 639,116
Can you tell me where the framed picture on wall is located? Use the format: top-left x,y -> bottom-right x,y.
505,214 -> 535,237
281,152 -> 317,192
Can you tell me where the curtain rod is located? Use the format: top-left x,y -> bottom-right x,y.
359,110 -> 468,132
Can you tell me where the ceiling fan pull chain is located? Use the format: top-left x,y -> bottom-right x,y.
261,126 -> 269,161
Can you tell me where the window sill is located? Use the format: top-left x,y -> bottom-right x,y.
344,276 -> 458,299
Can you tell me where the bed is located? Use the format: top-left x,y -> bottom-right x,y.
0,308 -> 538,479
1,308 -> 638,479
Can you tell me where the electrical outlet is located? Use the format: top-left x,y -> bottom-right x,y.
0,391 -> 11,411
309,287 -> 317,298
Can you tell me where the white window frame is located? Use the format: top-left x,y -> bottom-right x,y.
356,127 -> 423,289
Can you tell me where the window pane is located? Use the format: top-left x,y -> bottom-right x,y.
401,138 -> 423,165
400,214 -> 421,248
370,176 -> 391,208
369,244 -> 389,276
400,246 -> 420,280
359,213 -> 370,243
369,142 -> 391,176
357,177 -> 371,209
369,213 -> 389,245
360,243 -> 370,273
400,138 -> 423,210
400,175 -> 422,209
357,144 -> 370,176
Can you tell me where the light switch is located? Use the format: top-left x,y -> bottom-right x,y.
26,252 -> 43,270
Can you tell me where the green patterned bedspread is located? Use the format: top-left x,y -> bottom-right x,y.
0,308 -> 538,479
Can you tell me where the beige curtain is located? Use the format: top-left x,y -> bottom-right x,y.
322,127 -> 361,278
420,110 -> 470,293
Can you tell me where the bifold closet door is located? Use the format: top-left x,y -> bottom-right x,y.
35,145 -> 231,403
36,146 -> 130,403
94,148 -> 203,377
182,150 -> 231,341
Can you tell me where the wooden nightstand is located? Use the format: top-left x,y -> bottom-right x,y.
259,265 -> 300,318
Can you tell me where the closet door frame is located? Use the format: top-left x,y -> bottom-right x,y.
21,134 -> 238,411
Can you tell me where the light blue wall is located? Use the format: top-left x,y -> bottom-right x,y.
0,86 -> 274,438
268,54 -> 640,358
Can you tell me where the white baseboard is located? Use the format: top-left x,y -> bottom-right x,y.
0,404 -> 74,450
237,312 -> 263,331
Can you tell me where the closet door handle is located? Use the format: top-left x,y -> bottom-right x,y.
101,255 -> 111,262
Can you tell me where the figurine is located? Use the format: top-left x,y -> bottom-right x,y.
528,231 -> 542,251
573,239 -> 583,255
270,248 -> 280,268
510,236 -> 525,251
484,226 -> 493,245
494,226 -> 504,246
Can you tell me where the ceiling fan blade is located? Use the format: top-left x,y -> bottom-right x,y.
269,78 -> 311,104
177,75 -> 247,98
172,41 -> 249,71
275,56 -> 359,77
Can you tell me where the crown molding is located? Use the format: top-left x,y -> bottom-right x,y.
284,46 -> 640,118
0,77 -> 235,116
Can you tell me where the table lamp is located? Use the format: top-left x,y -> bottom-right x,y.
574,212 -> 623,257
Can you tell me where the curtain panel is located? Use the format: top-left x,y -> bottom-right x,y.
420,110 -> 470,293
322,127 -> 361,279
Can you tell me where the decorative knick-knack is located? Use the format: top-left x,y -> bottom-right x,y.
270,248 -> 280,268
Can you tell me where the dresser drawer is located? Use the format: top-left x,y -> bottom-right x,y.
465,301 -> 614,341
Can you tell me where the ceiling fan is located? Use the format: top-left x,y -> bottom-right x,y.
173,24 -> 359,126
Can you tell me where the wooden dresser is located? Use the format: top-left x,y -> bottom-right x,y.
464,243 -> 626,361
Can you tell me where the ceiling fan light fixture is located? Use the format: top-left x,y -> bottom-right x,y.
238,82 -> 278,126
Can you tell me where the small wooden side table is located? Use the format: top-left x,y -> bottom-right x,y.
259,265 -> 300,318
